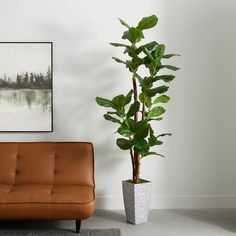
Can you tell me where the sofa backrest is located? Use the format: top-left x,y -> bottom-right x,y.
0,142 -> 94,187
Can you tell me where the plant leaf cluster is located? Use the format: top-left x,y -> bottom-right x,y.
96,15 -> 179,159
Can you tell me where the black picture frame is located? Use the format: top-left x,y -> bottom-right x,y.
0,42 -> 53,132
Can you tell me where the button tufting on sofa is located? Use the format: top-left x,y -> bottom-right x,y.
0,142 -> 95,233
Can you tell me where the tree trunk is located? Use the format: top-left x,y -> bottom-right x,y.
130,73 -> 140,183
130,148 -> 136,181
142,102 -> 145,120
133,151 -> 140,184
132,74 -> 138,123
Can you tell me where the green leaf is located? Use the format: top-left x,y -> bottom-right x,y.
96,97 -> 113,108
122,31 -> 132,43
137,15 -> 158,30
110,43 -> 129,47
157,133 -> 172,138
107,111 -> 117,114
126,101 -> 140,117
149,117 -> 163,121
146,86 -> 169,97
135,127 -> 149,140
148,106 -> 166,119
116,109 -> 125,117
123,90 -> 133,106
139,93 -> 145,103
136,41 -> 158,54
107,111 -> 123,118
117,126 -> 133,137
143,77 -> 153,89
123,118 -> 135,132
134,139 -> 149,154
139,124 -> 165,150
110,95 -> 125,116
134,120 -> 149,139
160,65 -> 180,71
144,47 -> 154,61
148,133 -> 158,146
124,46 -> 137,58
134,119 -> 148,131
125,60 -> 134,72
162,54 -> 180,59
129,27 -> 145,43
126,59 -> 143,72
117,118 -> 135,137
156,140 -> 163,145
116,138 -> 133,150
158,44 -> 166,58
139,93 -> 152,107
112,95 -> 125,108
112,57 -> 126,64
131,55 -> 143,69
154,95 -> 170,104
143,55 -> 160,76
103,114 -> 121,124
122,27 -> 144,43
135,73 -> 146,90
151,45 -> 159,59
118,18 -> 131,29
152,75 -> 175,83
142,152 -> 165,158
148,126 -> 158,146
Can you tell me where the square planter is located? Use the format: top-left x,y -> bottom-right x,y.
122,180 -> 152,224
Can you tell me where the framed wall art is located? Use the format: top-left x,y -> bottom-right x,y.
0,42 -> 53,132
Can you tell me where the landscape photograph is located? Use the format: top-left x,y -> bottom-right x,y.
0,42 -> 52,131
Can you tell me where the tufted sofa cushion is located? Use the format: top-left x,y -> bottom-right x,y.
0,142 -> 95,220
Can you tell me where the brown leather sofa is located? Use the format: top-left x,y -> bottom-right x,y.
0,142 -> 95,233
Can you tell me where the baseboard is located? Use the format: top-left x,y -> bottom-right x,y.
96,195 -> 236,209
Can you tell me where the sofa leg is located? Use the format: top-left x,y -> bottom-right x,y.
76,220 -> 81,233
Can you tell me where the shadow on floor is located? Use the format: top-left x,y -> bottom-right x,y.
0,220 -> 73,231
94,210 -> 126,223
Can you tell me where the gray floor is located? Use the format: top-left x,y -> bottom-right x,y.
0,209 -> 236,236
81,209 -> 236,236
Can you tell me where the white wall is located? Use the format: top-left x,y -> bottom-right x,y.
0,0 -> 236,209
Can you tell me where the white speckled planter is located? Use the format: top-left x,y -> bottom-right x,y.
122,180 -> 152,225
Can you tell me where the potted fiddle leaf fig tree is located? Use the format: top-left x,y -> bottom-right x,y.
96,15 -> 179,224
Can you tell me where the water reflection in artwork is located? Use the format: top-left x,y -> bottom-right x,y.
0,89 -> 51,112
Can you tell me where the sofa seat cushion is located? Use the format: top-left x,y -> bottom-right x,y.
0,202 -> 95,220
0,184 -> 94,204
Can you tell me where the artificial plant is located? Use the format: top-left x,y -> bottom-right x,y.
96,15 -> 179,184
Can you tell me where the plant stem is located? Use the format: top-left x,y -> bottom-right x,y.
129,136 -> 135,181
131,72 -> 141,184
142,102 -> 145,120
129,147 -> 136,181
134,152 -> 140,184
132,73 -> 138,123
